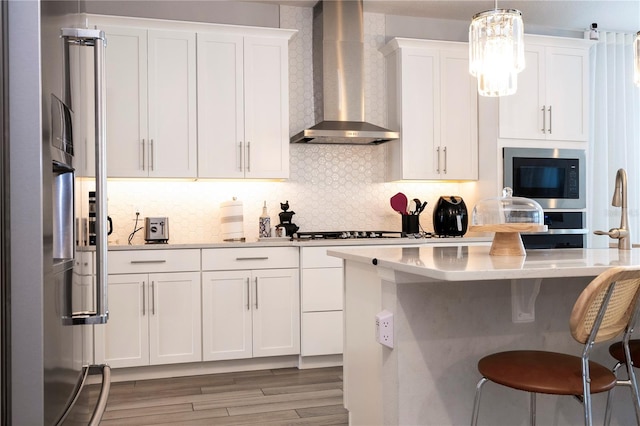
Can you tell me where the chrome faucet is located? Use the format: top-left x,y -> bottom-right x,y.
594,168 -> 631,250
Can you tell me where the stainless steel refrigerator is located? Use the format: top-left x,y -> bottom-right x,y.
2,2 -> 111,424
42,24 -> 111,426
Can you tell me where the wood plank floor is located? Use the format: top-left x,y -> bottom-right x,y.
98,366 -> 347,425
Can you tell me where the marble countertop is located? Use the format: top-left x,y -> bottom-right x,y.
327,245 -> 640,281
99,235 -> 492,250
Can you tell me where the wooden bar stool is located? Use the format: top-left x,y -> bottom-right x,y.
471,266 -> 640,426
604,340 -> 640,424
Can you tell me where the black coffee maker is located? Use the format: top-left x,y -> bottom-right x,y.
432,196 -> 468,237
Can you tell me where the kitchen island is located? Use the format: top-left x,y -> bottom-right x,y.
327,245 -> 640,425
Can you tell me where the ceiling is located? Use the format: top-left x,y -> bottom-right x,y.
260,0 -> 640,33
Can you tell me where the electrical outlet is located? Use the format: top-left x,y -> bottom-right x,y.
132,205 -> 143,220
375,310 -> 394,349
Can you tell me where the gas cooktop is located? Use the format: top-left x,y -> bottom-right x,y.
293,231 -> 402,240
292,230 -> 444,240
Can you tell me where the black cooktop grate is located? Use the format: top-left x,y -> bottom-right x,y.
293,231 -> 406,240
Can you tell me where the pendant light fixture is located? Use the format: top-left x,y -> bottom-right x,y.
469,1 -> 525,97
634,31 -> 640,87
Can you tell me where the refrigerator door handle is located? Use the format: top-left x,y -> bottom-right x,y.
87,364 -> 111,426
54,364 -> 111,426
61,28 -> 109,325
93,29 -> 109,325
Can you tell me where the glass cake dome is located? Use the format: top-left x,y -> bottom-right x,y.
472,187 -> 544,226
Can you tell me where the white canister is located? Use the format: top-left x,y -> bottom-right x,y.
220,198 -> 245,241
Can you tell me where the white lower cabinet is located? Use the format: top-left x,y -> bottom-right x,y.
202,247 -> 300,361
300,247 -> 344,357
94,250 -> 201,368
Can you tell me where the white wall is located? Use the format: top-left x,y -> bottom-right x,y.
84,0 -> 280,27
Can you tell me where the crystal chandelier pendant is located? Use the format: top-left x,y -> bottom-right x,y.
469,7 -> 525,97
634,31 -> 640,87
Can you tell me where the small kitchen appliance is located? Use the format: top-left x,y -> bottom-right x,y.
433,196 -> 468,236
145,217 -> 169,243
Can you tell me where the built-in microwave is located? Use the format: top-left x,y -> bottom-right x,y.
503,147 -> 585,210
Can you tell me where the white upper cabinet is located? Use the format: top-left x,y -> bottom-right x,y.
88,15 -> 293,179
94,21 -> 197,178
147,30 -> 198,177
499,35 -> 592,142
382,38 -> 478,181
197,30 -> 294,179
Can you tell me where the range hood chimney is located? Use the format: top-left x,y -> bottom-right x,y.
290,0 -> 399,145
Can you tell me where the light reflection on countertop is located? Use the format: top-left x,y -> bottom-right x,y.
327,246 -> 640,281
97,236 -> 492,250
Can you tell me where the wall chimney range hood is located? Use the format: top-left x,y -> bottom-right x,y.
290,0 -> 399,145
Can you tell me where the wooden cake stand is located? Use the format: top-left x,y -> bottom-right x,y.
468,224 -> 548,256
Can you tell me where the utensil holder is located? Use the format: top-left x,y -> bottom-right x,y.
402,215 -> 419,234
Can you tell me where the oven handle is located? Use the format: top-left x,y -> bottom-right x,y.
526,228 -> 588,236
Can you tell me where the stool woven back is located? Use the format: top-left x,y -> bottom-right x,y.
570,267 -> 640,344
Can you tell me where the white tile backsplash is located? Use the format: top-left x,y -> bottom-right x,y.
105,7 -> 477,245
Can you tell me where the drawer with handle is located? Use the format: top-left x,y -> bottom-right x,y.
202,247 -> 298,271
108,249 -> 200,274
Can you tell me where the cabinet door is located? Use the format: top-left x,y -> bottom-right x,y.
301,268 -> 343,312
196,33 -> 245,178
302,311 -> 343,356
439,48 -> 478,180
202,270 -> 252,361
243,36 -> 290,179
148,272 -> 201,365
147,30 -> 198,178
94,274 -> 149,368
399,48 -> 439,180
545,47 -> 589,141
102,26 -> 149,177
252,268 -> 300,357
499,45 -> 545,140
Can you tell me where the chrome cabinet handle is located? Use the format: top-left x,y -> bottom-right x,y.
150,139 -> 154,171
130,260 -> 167,264
142,281 -> 146,316
443,146 -> 447,174
548,106 -> 552,134
151,281 -> 156,315
235,257 -> 268,261
246,141 -> 251,172
436,146 -> 441,174
541,105 -> 546,133
254,277 -> 259,309
141,139 -> 146,171
238,141 -> 243,172
246,277 -> 250,310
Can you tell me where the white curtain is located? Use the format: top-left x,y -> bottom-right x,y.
588,32 -> 640,248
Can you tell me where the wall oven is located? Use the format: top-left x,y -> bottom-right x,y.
503,147 -> 587,248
